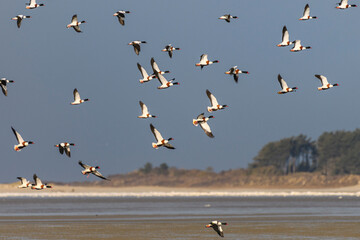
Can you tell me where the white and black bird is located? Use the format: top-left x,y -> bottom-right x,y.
12,15 -> 31,28
17,177 -> 32,188
206,89 -> 228,112
277,26 -> 293,47
206,221 -> 228,237
0,78 -> 14,96
150,124 -> 175,149
113,10 -> 130,25
71,88 -> 89,105
26,0 -> 44,9
336,0 -> 357,9
128,41 -> 147,55
315,75 -> 339,91
290,40 -> 311,52
155,71 -> 179,89
138,101 -> 156,118
67,15 -> 86,33
299,4 -> 317,20
78,161 -> 109,180
55,142 -> 75,157
277,74 -> 298,94
162,44 -> 180,58
218,14 -> 238,22
31,174 -> 52,190
193,113 -> 214,138
11,127 -> 34,152
151,58 -> 170,76
225,66 -> 249,83
196,54 -> 219,69
137,63 -> 156,83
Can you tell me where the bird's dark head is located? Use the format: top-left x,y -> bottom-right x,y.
333,83 -> 339,86
213,60 -> 219,63
28,141 -> 34,144
223,105 -> 228,108
96,166 -> 100,169
81,21 -> 86,24
209,116 -> 214,119
173,82 -> 179,85
168,138 -> 174,141
70,143 -> 75,146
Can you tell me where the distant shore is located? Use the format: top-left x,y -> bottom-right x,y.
1,183 -> 360,197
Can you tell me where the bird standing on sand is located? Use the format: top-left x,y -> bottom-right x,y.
206,221 -> 228,237
11,127 -> 34,152
67,15 -> 86,33
78,161 -> 110,180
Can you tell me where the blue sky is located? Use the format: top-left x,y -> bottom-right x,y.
1,0 -> 360,183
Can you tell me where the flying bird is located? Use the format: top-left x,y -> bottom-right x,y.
206,89 -> 228,112
206,221 -> 228,237
315,75 -> 339,90
151,58 -> 170,75
290,40 -> 311,52
277,74 -> 298,94
0,78 -> 14,96
25,0 -> 44,9
137,63 -> 156,83
196,54 -> 219,69
150,124 -> 175,149
192,113 -> 214,138
67,15 -> 86,33
162,44 -> 180,58
71,88 -> 89,105
31,174 -> 52,190
12,15 -> 31,28
113,10 -> 130,25
54,142 -> 75,157
78,161 -> 110,180
138,101 -> 156,118
155,71 -> 179,89
225,66 -> 249,83
277,26 -> 293,47
128,41 -> 147,55
17,177 -> 32,188
218,14 -> 238,22
336,0 -> 357,9
299,4 -> 317,20
11,127 -> 34,152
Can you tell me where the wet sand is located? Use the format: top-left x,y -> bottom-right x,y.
0,215 -> 359,240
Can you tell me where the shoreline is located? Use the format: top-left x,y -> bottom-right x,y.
1,184 -> 360,197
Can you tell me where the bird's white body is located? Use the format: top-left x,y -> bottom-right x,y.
11,127 -> 34,152
290,40 -> 311,52
337,0 -> 357,9
162,44 -> 180,58
193,113 -> 214,138
113,10 -> 130,25
225,66 -> 249,83
155,71 -> 178,89
150,124 -> 175,149
128,41 -> 147,55
71,88 -> 89,105
137,63 -> 156,83
78,161 -> 109,180
206,89 -> 227,112
277,26 -> 293,47
17,177 -> 32,188
26,0 -> 44,9
196,54 -> 219,69
315,75 -> 339,90
31,174 -> 51,190
138,101 -> 156,118
299,4 -> 317,20
67,15 -> 85,33
277,74 -> 297,94
219,14 -> 238,22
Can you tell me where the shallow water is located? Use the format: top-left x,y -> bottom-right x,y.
0,197 -> 359,239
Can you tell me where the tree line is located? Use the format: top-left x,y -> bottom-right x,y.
250,129 -> 360,175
